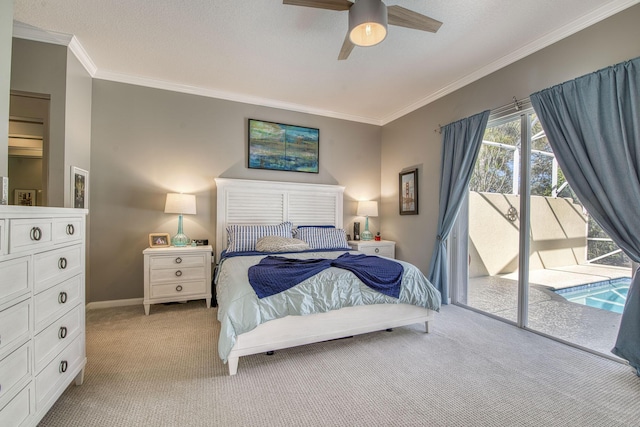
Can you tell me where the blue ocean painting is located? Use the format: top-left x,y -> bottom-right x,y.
249,119 -> 319,173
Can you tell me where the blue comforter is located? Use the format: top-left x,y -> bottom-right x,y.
215,250 -> 441,362
248,253 -> 403,298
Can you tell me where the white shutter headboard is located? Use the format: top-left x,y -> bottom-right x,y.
215,178 -> 345,260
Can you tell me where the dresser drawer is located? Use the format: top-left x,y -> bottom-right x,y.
34,245 -> 83,294
35,334 -> 84,410
359,245 -> 394,258
34,305 -> 83,373
0,343 -> 31,406
9,219 -> 53,254
150,254 -> 206,269
0,383 -> 32,427
150,280 -> 207,299
53,218 -> 84,245
150,266 -> 205,284
34,275 -> 83,332
0,257 -> 30,307
0,300 -> 31,359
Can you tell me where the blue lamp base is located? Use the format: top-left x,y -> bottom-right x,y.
361,216 -> 373,241
171,214 -> 190,247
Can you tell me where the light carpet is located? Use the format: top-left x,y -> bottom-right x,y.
38,301 -> 640,426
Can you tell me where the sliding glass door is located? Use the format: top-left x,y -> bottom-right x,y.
452,106 -> 631,358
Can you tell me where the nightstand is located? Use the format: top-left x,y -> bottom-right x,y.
143,245 -> 213,315
348,240 -> 395,259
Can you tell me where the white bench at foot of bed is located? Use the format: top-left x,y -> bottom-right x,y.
226,303 -> 434,375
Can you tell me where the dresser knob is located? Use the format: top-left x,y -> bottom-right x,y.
175,257 -> 182,264
66,224 -> 75,235
175,270 -> 182,277
58,257 -> 68,269
59,360 -> 68,373
58,291 -> 68,304
59,326 -> 68,339
30,226 -> 42,241
176,285 -> 183,292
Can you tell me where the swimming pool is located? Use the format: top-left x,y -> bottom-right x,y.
555,277 -> 630,314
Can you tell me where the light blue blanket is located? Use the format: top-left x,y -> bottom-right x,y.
215,250 -> 441,362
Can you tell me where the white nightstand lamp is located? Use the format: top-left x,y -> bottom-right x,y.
164,193 -> 196,247
357,200 -> 378,241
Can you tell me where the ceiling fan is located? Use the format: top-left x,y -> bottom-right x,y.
283,0 -> 443,60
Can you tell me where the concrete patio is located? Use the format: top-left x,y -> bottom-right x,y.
466,263 -> 631,357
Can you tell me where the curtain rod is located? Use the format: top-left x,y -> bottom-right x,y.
434,96 -> 529,134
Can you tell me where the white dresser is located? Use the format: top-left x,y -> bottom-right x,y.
143,245 -> 212,315
0,206 -> 87,427
348,240 -> 396,259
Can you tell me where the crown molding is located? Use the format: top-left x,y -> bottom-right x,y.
380,0 -> 640,125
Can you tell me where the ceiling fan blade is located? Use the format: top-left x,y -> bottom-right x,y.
387,5 -> 443,33
338,32 -> 355,60
283,0 -> 353,11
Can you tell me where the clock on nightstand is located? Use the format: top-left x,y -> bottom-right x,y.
348,240 -> 396,259
142,245 -> 213,315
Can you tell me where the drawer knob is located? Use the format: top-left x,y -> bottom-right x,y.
176,285 -> 183,292
58,291 -> 68,304
58,257 -> 68,269
175,270 -> 183,277
66,224 -> 75,235
30,226 -> 42,241
375,248 -> 380,253
175,257 -> 183,264
59,360 -> 68,373
59,326 -> 68,339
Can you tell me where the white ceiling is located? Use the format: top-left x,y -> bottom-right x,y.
11,0 -> 640,125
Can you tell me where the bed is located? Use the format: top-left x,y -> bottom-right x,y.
214,178 -> 441,375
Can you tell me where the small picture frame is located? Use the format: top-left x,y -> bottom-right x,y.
15,189 -> 36,206
71,166 -> 89,209
149,233 -> 171,248
399,168 -> 419,215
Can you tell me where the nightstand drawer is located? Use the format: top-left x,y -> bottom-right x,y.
359,245 -> 394,258
34,245 -> 83,294
0,257 -> 30,307
150,280 -> 207,299
150,254 -> 206,269
150,266 -> 205,283
0,343 -> 31,405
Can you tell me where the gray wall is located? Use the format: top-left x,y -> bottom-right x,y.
381,4 -> 640,274
0,0 -> 12,176
89,80 -> 381,302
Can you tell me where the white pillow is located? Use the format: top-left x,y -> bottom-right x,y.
294,227 -> 350,250
226,222 -> 293,253
255,236 -> 310,253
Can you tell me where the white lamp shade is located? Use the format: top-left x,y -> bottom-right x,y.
357,200 -> 378,217
349,0 -> 388,47
164,193 -> 197,215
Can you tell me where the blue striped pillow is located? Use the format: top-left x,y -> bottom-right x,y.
294,227 -> 350,250
226,222 -> 293,253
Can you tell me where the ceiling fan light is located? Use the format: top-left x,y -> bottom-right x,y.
349,0 -> 388,47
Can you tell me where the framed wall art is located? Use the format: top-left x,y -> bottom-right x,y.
248,119 -> 319,173
71,166 -> 89,209
15,189 -> 36,206
149,233 -> 171,248
399,169 -> 418,215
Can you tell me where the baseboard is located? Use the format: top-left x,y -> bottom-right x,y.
86,298 -> 143,311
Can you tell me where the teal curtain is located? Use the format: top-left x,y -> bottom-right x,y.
530,57 -> 640,376
427,110 -> 490,304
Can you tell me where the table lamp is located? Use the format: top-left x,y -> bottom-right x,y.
164,193 -> 196,246
357,200 -> 378,241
